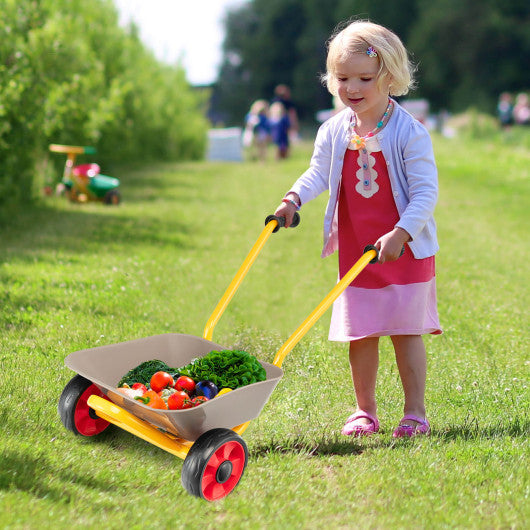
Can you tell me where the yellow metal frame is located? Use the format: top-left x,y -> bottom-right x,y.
88,395 -> 251,459
203,219 -> 278,342
87,219 -> 282,458
87,217 -> 376,459
273,248 -> 376,367
202,216 -> 377,368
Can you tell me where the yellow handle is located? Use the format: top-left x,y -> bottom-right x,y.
49,144 -> 87,155
203,219 -> 278,341
272,248 -> 377,368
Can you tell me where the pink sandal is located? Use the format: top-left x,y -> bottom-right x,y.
392,414 -> 430,438
341,411 -> 379,437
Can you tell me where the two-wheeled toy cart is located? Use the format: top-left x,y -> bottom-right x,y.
58,214 -> 381,501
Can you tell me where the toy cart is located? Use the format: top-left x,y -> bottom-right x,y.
58,214 -> 380,501
49,144 -> 121,204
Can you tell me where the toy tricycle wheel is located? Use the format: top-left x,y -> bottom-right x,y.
103,189 -> 121,205
58,375 -> 111,436
181,428 -> 248,501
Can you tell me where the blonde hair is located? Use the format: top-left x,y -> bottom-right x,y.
269,101 -> 286,120
323,20 -> 415,97
249,99 -> 269,115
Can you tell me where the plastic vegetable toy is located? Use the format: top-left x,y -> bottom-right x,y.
118,350 -> 267,391
132,383 -> 148,393
174,376 -> 196,394
150,371 -> 174,392
195,381 -> 219,399
176,350 -> 266,390
118,360 -> 172,387
167,391 -> 193,410
136,390 -> 167,409
190,396 -> 209,407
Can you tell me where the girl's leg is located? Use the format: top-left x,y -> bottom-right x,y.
391,335 -> 427,426
347,337 -> 379,426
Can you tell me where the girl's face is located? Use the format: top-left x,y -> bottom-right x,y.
335,53 -> 391,122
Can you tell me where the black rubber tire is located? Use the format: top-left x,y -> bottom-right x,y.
181,428 -> 248,501
103,189 -> 121,205
58,374 -> 111,436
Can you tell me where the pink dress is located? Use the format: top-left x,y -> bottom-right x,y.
329,135 -> 441,341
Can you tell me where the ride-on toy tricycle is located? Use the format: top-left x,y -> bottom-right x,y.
58,214 -> 381,501
49,144 -> 121,204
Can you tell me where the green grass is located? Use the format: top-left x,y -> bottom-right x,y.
1,135 -> 529,529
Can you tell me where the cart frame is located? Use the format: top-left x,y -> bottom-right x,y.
59,214 -> 379,499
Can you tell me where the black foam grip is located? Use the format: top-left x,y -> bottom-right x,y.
265,212 -> 301,233
363,244 -> 405,263
363,245 -> 380,264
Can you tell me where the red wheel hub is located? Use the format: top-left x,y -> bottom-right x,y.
201,440 -> 246,501
73,385 -> 110,436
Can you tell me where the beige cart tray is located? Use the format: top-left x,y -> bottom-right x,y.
65,332 -> 283,441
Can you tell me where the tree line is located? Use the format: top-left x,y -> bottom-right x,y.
214,0 -> 530,126
0,0 -> 209,212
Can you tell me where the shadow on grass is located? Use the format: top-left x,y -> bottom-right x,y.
436,417 -> 529,441
0,201 -> 190,261
0,449 -> 114,502
116,162 -> 200,204
250,417 -> 529,458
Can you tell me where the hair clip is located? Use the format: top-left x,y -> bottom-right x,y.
366,46 -> 378,58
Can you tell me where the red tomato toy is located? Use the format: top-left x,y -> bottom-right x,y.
150,371 -> 174,392
167,391 -> 193,410
190,395 -> 209,407
174,376 -> 196,394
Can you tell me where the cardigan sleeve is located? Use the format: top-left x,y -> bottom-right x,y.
394,121 -> 438,241
289,121 -> 334,205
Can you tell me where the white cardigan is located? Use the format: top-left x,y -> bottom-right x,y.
290,100 -> 439,259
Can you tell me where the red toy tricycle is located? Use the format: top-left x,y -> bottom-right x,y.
49,144 -> 121,204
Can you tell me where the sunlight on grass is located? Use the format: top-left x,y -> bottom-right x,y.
0,135 -> 528,527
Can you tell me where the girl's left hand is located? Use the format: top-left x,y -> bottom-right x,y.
375,227 -> 411,264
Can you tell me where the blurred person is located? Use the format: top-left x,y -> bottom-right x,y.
269,101 -> 291,159
272,84 -> 299,143
497,92 -> 514,128
513,93 -> 530,126
243,99 -> 271,161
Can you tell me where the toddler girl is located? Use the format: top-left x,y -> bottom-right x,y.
274,20 -> 441,438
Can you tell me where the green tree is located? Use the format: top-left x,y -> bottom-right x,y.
216,0 -> 529,124
409,0 -> 530,111
216,0 -> 421,125
0,0 -> 208,215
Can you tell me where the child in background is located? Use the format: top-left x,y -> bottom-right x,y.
274,20 -> 441,438
269,101 -> 291,159
272,84 -> 299,144
497,92 -> 514,129
513,93 -> 530,126
243,99 -> 270,162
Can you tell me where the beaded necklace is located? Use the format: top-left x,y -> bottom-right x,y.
349,98 -> 393,150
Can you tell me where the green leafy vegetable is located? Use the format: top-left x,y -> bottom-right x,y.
118,359 -> 171,387
175,350 -> 266,389
117,350 -> 267,390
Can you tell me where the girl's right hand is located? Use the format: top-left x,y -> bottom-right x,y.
274,193 -> 300,227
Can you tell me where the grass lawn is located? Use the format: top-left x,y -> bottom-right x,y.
0,133 -> 528,529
